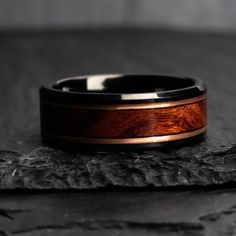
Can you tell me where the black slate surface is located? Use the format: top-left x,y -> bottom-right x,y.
0,30 -> 236,235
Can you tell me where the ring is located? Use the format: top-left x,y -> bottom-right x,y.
40,74 -> 207,149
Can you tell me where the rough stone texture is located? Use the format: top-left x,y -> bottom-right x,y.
0,30 -> 236,235
0,143 -> 236,189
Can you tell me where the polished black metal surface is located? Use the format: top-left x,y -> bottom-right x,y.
41,74 -> 206,104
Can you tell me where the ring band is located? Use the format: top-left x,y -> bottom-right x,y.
40,74 -> 207,149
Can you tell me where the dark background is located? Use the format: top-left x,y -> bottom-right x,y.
0,0 -> 236,31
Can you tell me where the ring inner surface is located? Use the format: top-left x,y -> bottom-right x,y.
53,75 -> 195,94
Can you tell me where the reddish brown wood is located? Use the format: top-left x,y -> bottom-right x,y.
41,99 -> 206,139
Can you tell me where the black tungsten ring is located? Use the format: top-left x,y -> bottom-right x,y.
40,74 -> 207,150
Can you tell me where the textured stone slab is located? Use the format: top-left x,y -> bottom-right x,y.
1,140 -> 236,189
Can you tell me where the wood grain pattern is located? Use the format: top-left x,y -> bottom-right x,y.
41,99 -> 206,139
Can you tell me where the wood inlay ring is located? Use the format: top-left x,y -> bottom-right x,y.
40,74 -> 207,149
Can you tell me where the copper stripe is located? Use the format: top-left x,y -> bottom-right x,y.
42,95 -> 206,110
43,126 -> 206,145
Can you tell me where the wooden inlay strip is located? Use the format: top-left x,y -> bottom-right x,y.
41,98 -> 207,139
